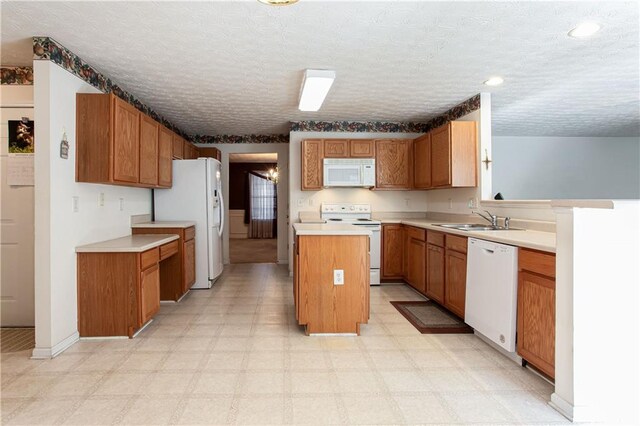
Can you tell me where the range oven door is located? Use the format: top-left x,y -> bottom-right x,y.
351,224 -> 381,285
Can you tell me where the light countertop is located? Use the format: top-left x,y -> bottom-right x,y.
76,234 -> 179,253
131,221 -> 196,229
383,219 -> 556,253
293,223 -> 372,236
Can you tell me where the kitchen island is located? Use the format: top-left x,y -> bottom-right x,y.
292,223 -> 371,335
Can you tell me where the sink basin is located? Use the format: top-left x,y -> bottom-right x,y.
434,224 -> 523,231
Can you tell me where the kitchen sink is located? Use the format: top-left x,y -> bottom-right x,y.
434,224 -> 523,231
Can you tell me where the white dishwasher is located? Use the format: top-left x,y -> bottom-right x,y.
465,238 -> 519,352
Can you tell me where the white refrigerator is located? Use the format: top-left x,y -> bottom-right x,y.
154,158 -> 224,289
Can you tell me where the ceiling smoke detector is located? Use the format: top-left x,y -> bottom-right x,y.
483,76 -> 504,86
568,22 -> 601,38
257,0 -> 299,5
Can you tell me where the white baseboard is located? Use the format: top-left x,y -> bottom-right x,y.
31,331 -> 79,359
550,393 -> 573,421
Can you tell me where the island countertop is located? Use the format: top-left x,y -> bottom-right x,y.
76,234 -> 179,253
293,223 -> 372,236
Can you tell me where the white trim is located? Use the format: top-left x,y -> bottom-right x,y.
550,392 -> 574,421
132,319 -> 154,338
31,331 -> 79,359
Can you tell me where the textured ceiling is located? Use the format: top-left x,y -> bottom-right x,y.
1,1 -> 638,136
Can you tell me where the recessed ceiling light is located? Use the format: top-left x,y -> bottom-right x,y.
483,77 -> 504,86
299,69 -> 336,112
568,22 -> 601,38
257,0 -> 299,5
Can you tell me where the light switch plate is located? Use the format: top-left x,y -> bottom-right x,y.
334,269 -> 344,285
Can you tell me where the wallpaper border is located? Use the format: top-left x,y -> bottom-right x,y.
1,66 -> 34,85
32,37 -> 190,139
193,134 -> 289,144
289,94 -> 481,134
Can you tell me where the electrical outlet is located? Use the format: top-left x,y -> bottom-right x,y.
448,198 -> 453,210
404,198 -> 410,207
72,196 -> 79,213
119,198 -> 125,211
333,269 -> 344,285
468,198 -> 476,209
308,198 -> 314,206
98,192 -> 105,207
297,199 -> 305,207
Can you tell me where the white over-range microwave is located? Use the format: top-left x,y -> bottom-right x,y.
323,158 -> 375,188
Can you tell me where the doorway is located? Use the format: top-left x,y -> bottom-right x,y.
228,153 -> 278,263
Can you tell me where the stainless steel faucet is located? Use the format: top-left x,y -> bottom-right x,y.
474,210 -> 499,228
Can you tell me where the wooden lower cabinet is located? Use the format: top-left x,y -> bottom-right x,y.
132,226 -> 196,301
140,264 -> 160,324
407,238 -> 425,293
77,242 -> 177,338
381,224 -> 404,279
517,249 -> 556,378
426,243 -> 445,303
444,250 -> 466,318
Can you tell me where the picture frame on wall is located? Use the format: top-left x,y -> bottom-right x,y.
8,119 -> 34,154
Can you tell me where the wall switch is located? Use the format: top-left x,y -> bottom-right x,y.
404,198 -> 410,207
98,192 -> 105,207
467,198 -> 477,209
308,198 -> 314,206
72,196 -> 79,213
333,269 -> 344,285
119,198 -> 124,211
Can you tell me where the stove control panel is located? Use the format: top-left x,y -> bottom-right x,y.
321,203 -> 371,214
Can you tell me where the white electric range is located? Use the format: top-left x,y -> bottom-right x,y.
320,203 -> 381,285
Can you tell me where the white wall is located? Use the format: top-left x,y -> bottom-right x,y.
1,85 -> 34,326
493,136 -> 640,200
33,61 -> 152,358
195,143 -> 289,264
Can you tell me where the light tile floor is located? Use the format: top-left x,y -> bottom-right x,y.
1,263 -> 569,425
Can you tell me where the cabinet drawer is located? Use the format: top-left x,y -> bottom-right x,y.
160,240 -> 179,260
446,234 -> 467,253
406,226 -> 426,242
140,247 -> 159,270
426,231 -> 444,247
184,226 -> 195,241
519,248 -> 555,278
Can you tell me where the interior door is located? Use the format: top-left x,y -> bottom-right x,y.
0,105 -> 34,326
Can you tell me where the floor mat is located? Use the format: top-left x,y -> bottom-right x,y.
0,327 -> 35,353
390,301 -> 473,334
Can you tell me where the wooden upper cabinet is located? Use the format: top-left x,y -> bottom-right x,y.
172,134 -> 184,159
183,142 -> 199,160
158,126 -> 173,187
349,140 -> 374,158
323,139 -> 349,158
431,121 -> 477,188
112,97 -> 140,183
199,147 -> 221,161
301,139 -> 323,190
139,115 -> 159,186
413,133 -> 431,189
375,139 -> 413,189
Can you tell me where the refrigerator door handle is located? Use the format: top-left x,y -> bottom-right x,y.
218,186 -> 225,237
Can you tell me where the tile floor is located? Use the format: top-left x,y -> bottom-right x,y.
1,263 -> 569,425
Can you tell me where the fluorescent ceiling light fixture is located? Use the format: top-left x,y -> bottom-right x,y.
483,76 -> 504,86
568,22 -> 601,38
299,69 -> 336,112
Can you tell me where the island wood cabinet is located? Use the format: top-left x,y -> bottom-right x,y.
301,139 -> 324,190
77,241 -> 178,338
293,233 -> 370,334
132,226 -> 196,301
430,121 -> 477,188
444,234 -> 468,318
517,248 -> 556,378
405,226 -> 426,294
375,139 -> 413,189
381,224 -> 404,279
76,93 -> 173,188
